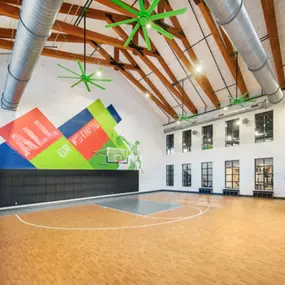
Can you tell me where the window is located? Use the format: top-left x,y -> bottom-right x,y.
182,164 -> 191,187
202,125 -> 213,150
166,165 -> 174,186
255,111 -> 273,143
225,160 -> 240,189
255,158 -> 273,190
225,119 -> 240,147
201,162 -> 213,188
182,130 -> 192,152
166,134 -> 174,155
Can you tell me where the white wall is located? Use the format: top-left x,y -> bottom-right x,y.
0,57 -> 165,192
164,97 -> 285,198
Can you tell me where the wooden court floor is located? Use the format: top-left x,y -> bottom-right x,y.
1,192 -> 285,285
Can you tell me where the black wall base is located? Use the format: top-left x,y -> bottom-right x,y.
0,170 -> 139,208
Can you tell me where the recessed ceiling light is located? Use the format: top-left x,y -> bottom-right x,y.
146,23 -> 151,29
145,92 -> 150,98
195,65 -> 203,73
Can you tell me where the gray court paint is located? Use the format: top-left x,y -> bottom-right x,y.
93,197 -> 181,215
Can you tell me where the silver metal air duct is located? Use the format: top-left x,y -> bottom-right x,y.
203,0 -> 284,104
1,0 -> 63,110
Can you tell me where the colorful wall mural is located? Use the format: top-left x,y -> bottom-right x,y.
0,100 -> 142,170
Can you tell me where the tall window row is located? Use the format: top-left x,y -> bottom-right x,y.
166,111 -> 273,154
166,157 -> 273,191
166,165 -> 174,186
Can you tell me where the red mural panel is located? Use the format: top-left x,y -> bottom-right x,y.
0,108 -> 61,160
68,118 -> 109,160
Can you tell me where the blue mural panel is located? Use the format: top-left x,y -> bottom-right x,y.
107,104 -> 122,124
0,143 -> 35,169
58,108 -> 93,138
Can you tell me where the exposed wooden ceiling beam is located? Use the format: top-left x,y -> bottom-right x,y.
120,49 -> 177,117
1,0 -> 132,22
144,0 -> 219,108
0,38 -> 137,70
165,37 -> 220,108
197,2 -> 248,96
0,28 -> 83,43
121,69 -> 175,118
158,0 -> 165,15
0,2 -> 158,57
108,20 -> 197,114
88,41 -> 176,118
96,0 -> 185,40
261,0 -> 285,89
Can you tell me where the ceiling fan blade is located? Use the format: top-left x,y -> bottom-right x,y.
90,78 -> 112,82
58,76 -> 81,79
71,79 -> 83,88
142,25 -> 151,51
76,60 -> 84,74
150,8 -> 187,21
105,17 -> 138,28
89,80 -> 106,90
57,64 -> 81,77
151,22 -> 174,39
87,72 -> 95,79
138,0 -> 145,11
112,0 -> 140,16
241,91 -> 249,98
84,81 -> 91,92
147,0 -> 160,14
124,22 -> 140,47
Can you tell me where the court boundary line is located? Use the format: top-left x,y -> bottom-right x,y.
146,205 -> 184,216
94,204 -> 203,221
0,190 -> 159,211
145,205 -> 202,220
15,203 -> 211,231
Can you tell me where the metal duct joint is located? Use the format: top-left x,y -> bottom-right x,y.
204,0 -> 284,104
1,0 -> 63,111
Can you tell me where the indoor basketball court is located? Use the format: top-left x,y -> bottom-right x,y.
1,192 -> 285,284
1,0 -> 285,284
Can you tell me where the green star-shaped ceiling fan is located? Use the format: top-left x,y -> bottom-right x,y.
220,92 -> 261,109
105,0 -> 187,51
58,8 -> 112,92
58,61 -> 112,92
175,113 -> 198,123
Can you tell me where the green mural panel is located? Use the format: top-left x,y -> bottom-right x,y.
89,140 -> 119,170
88,100 -> 127,151
31,137 -> 93,169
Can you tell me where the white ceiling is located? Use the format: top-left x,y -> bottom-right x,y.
0,0 -> 285,122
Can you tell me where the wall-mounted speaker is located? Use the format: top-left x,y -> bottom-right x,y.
192,130 -> 199,135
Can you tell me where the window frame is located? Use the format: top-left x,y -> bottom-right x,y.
182,130 -> 192,153
166,165 -> 174,186
255,110 -> 273,143
202,125 -> 213,150
255,158 -> 274,191
182,163 -> 192,187
166,134 -> 174,155
225,160 -> 240,189
225,119 -> 240,147
201,162 -> 213,188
